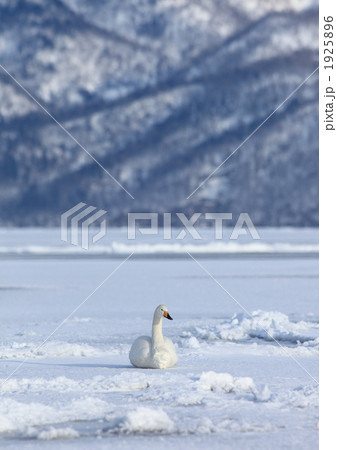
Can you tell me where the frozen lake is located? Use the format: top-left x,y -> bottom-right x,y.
0,228 -> 318,449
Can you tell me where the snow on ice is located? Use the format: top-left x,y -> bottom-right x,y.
0,228 -> 318,449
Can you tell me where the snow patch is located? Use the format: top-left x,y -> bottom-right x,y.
111,407 -> 175,434
0,241 -> 318,256
195,310 -> 318,346
276,384 -> 318,409
0,341 -> 120,360
180,335 -> 200,349
0,373 -> 150,394
38,426 -> 79,440
111,241 -> 318,255
0,397 -> 109,434
198,371 -> 257,394
122,407 -> 174,433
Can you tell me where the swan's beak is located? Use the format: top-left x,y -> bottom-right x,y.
163,311 -> 173,320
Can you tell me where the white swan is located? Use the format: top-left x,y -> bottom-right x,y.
129,305 -> 178,369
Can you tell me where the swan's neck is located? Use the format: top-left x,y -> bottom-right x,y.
152,315 -> 164,348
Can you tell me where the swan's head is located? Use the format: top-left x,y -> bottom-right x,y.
156,304 -> 173,320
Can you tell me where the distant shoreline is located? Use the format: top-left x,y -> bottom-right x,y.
0,252 -> 318,260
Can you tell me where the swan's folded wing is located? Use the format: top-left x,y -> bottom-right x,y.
129,336 -> 151,368
163,337 -> 178,366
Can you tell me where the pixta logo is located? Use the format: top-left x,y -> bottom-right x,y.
127,213 -> 260,240
61,202 -> 107,250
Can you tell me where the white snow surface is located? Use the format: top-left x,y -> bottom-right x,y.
0,227 -> 318,256
0,228 -> 318,449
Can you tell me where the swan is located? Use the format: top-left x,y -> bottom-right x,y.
129,305 -> 178,369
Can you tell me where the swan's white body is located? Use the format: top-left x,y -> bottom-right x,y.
129,305 -> 178,369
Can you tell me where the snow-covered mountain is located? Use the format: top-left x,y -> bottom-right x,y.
0,0 -> 318,226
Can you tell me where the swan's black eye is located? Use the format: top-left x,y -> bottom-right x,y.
161,308 -> 163,311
